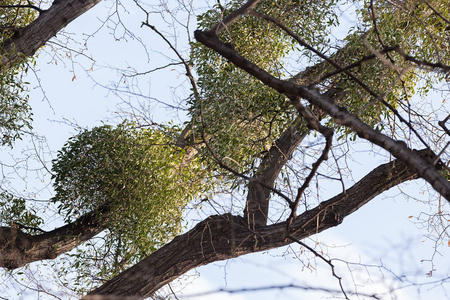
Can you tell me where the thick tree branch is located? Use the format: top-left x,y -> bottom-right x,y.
0,209 -> 105,269
287,98 -> 334,229
211,0 -> 261,34
88,150 -> 428,298
244,64 -> 346,228
1,0 -> 102,70
247,11 -> 431,150
244,119 -> 307,227
194,30 -> 450,201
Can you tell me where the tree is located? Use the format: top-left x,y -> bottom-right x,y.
0,0 -> 102,70
0,0 -> 449,299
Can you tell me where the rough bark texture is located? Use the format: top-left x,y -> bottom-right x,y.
0,210 -> 105,269
88,151 -> 429,298
244,121 -> 307,227
0,2 -> 444,298
1,0 -> 102,70
244,72 -> 342,228
194,29 -> 450,201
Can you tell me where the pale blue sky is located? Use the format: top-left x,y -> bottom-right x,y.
1,0 -> 449,299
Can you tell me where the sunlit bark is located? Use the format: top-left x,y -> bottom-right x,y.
88,151 -> 427,298
1,0 -> 102,70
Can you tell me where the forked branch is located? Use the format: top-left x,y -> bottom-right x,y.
194,29 -> 450,201
88,150 -> 427,298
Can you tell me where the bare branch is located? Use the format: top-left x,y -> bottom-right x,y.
286,98 -> 333,229
316,46 -> 398,83
1,0 -> 102,70
438,114 -> 450,136
211,0 -> 261,34
394,47 -> 450,73
287,236 -> 348,299
0,207 -> 106,269
141,22 -> 200,100
194,30 -> 450,201
88,151 -> 425,298
0,4 -> 43,13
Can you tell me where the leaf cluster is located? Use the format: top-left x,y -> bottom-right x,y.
0,62 -> 32,146
0,0 -> 38,42
0,191 -> 43,234
189,0 -> 339,173
0,1 -> 37,146
51,124 -> 211,267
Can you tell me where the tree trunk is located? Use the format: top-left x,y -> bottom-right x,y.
88,151 -> 426,298
244,121 -> 307,227
1,0 -> 102,70
0,209 -> 105,269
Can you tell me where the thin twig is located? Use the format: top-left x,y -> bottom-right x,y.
142,22 -> 200,99
250,10 -> 431,150
317,46 -> 399,83
422,0 -> 450,25
286,98 -> 333,230
287,235 -> 349,300
0,4 -> 43,13
395,47 -> 450,73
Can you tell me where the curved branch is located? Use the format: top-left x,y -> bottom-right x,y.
194,30 -> 450,201
87,151 -> 428,298
244,119 -> 307,227
1,0 -> 102,70
0,4 -> 43,13
0,209 -> 106,269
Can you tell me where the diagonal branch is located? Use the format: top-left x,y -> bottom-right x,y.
244,119 -> 307,227
211,0 -> 261,34
194,30 -> 450,201
286,98 -> 333,230
243,83 -> 342,228
1,0 -> 102,70
87,150 -> 429,298
0,207 -> 106,269
249,10 -> 430,150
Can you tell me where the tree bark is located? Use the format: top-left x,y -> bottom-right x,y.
194,30 -> 450,201
87,151 -> 428,298
1,0 -> 102,70
244,120 -> 307,227
0,209 -> 105,269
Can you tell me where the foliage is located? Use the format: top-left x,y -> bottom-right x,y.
0,191 -> 43,234
321,0 -> 450,133
0,0 -> 449,297
0,0 -> 37,146
188,0 -> 449,168
189,0 -> 339,172
190,0 -> 450,144
51,123 -> 211,280
0,63 -> 33,146
0,0 -> 38,42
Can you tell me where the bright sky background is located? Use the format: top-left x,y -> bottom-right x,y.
1,0 -> 449,299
